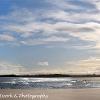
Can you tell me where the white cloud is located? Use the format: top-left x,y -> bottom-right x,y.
0,62 -> 25,75
63,57 -> 100,74
1,57 -> 100,75
0,0 -> 100,50
20,36 -> 69,46
38,61 -> 49,66
0,34 -> 16,42
33,57 -> 100,74
43,36 -> 69,42
0,61 -> 49,75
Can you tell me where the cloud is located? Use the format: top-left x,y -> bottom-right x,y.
1,57 -> 100,75
64,57 -> 100,74
20,36 -> 69,46
32,57 -> 100,74
0,60 -> 49,75
45,0 -> 96,12
0,34 -> 16,42
37,61 -> 49,66
0,61 -> 25,75
0,0 -> 100,50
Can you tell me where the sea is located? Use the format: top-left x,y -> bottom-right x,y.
0,77 -> 100,89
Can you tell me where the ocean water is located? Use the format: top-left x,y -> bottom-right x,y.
0,77 -> 100,89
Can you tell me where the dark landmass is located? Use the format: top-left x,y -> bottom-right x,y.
0,74 -> 100,77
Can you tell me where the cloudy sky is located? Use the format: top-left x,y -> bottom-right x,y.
0,0 -> 100,75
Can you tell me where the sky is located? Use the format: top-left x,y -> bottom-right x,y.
0,0 -> 100,74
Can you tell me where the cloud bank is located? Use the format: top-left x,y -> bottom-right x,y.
0,0 -> 100,50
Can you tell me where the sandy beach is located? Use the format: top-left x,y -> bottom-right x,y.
0,88 -> 100,100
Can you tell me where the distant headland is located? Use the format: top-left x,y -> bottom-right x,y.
0,74 -> 100,77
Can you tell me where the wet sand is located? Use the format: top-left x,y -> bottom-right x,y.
0,88 -> 100,100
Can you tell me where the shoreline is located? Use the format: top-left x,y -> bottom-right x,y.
0,88 -> 100,100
